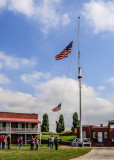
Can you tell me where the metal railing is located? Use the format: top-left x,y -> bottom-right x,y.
0,127 -> 40,133
71,138 -> 91,147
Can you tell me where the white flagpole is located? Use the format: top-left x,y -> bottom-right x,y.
77,17 -> 83,145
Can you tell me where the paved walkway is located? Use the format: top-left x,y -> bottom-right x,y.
70,148 -> 114,160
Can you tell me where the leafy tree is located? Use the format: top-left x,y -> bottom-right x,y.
72,112 -> 80,129
41,113 -> 49,132
56,114 -> 65,133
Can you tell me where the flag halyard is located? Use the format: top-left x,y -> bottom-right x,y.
55,41 -> 73,60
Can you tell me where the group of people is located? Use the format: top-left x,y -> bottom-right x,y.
0,135 -> 11,149
48,136 -> 60,150
16,136 -> 40,151
0,135 -> 39,151
30,136 -> 39,151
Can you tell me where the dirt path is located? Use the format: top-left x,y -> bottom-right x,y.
70,148 -> 114,160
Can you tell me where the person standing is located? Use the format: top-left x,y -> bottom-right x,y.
48,137 -> 50,147
16,138 -> 19,147
2,135 -> 5,149
7,135 -> 11,149
0,135 -> 2,149
54,136 -> 59,150
19,137 -> 23,150
50,136 -> 54,149
35,137 -> 39,150
30,136 -> 34,151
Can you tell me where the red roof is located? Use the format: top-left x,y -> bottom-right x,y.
0,117 -> 41,123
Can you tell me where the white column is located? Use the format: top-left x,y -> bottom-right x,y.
10,122 -> 11,134
40,123 -> 41,145
25,122 -> 26,144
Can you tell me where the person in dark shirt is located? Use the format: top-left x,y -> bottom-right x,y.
54,136 -> 59,150
48,137 -> 50,147
30,136 -> 34,151
7,135 -> 11,149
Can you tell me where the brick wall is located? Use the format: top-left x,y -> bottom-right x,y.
0,112 -> 38,119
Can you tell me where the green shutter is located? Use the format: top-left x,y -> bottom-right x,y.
22,123 -> 24,128
3,122 -> 6,127
16,122 -> 18,128
26,123 -> 28,128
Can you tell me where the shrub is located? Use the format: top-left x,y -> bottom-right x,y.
41,132 -> 59,135
59,130 -> 74,136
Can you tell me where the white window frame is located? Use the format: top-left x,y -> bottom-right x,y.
82,131 -> 86,138
104,132 -> 107,138
98,132 -> 103,142
93,132 -> 96,138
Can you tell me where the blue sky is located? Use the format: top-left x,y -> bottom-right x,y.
0,0 -> 114,131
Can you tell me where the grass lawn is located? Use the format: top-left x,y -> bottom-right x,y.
0,145 -> 92,160
41,135 -> 76,142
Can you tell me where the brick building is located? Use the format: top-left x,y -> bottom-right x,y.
77,120 -> 114,146
0,111 -> 41,144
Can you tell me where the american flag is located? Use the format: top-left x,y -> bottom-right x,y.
55,41 -> 73,60
52,103 -> 61,112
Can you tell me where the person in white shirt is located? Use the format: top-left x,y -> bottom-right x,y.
50,136 -> 54,148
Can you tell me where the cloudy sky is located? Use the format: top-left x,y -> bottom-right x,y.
0,0 -> 114,132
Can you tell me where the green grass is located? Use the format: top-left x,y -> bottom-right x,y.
59,136 -> 76,142
0,145 -> 92,160
41,135 -> 76,141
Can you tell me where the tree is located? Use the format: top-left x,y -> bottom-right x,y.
72,112 -> 80,129
41,113 -> 49,132
56,114 -> 65,133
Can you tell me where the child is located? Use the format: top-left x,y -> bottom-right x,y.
16,138 -> 19,147
19,137 -> 23,150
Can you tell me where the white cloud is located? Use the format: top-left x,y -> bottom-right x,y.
0,0 -> 70,34
109,77 -> 114,85
21,71 -> 51,84
97,86 -> 106,90
0,76 -> 114,131
0,0 -> 7,8
82,0 -> 114,33
0,52 -> 37,69
8,0 -> 35,17
0,74 -> 11,84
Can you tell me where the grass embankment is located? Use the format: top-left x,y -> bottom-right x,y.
0,145 -> 92,160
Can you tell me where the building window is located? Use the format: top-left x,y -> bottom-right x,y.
104,132 -> 107,138
93,132 -> 96,138
98,132 -> 103,142
18,123 -> 22,128
82,131 -> 86,138
28,123 -> 32,128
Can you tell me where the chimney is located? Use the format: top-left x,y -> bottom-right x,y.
100,124 -> 103,127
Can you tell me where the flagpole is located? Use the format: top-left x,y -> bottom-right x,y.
77,17 -> 83,146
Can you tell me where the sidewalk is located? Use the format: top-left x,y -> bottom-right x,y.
70,148 -> 114,160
